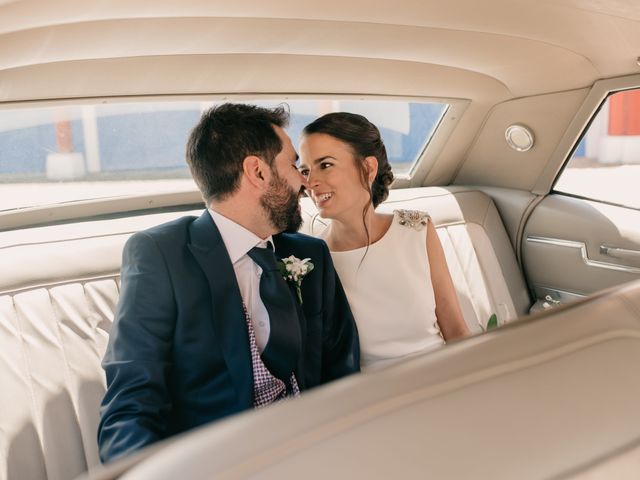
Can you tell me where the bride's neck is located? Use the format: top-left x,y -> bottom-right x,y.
325,207 -> 388,252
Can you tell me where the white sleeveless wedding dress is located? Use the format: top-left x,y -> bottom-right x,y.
330,210 -> 444,370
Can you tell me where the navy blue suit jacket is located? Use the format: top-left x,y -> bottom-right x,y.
98,211 -> 360,462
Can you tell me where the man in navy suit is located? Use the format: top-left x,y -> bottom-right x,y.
98,103 -> 360,463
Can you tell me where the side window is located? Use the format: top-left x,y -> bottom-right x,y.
554,88 -> 640,209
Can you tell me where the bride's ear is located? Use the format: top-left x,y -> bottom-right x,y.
365,156 -> 379,184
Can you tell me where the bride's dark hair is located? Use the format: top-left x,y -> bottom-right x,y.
302,112 -> 394,208
302,112 -> 394,254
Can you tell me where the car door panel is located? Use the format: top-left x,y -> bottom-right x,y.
522,194 -> 640,304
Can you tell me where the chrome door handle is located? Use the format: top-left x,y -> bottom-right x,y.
599,245 -> 640,261
527,236 -> 640,274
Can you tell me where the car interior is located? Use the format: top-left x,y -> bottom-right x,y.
1,1 -> 640,479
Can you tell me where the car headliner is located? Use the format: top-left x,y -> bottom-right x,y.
1,0 -> 640,227
1,0 -> 640,102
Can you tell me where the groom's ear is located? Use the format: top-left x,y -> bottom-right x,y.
243,155 -> 268,189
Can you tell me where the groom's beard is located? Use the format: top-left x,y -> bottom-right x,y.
260,170 -> 303,233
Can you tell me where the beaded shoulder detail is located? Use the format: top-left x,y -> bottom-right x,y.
394,209 -> 430,230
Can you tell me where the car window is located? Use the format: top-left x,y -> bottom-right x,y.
0,99 -> 447,212
554,88 -> 640,209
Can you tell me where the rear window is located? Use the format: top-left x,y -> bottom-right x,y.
0,99 -> 448,211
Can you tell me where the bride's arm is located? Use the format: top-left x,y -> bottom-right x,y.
425,219 -> 470,341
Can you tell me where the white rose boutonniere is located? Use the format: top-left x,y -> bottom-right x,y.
278,255 -> 314,304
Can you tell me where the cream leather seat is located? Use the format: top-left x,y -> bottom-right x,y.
0,212 -> 198,480
0,187 -> 528,480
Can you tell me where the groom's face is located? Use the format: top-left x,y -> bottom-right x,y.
260,126 -> 308,233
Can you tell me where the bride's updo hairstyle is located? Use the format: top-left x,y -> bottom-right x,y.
301,112 -> 394,208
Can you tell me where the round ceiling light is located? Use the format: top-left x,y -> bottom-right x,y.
505,124 -> 534,152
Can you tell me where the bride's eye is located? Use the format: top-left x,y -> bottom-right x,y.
298,167 -> 310,177
320,162 -> 333,169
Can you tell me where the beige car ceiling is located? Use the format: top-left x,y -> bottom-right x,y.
0,0 -> 640,190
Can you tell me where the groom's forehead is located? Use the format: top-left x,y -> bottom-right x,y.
273,125 -> 298,164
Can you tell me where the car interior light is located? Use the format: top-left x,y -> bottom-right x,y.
505,124 -> 535,152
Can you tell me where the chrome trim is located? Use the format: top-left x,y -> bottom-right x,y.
526,236 -> 640,274
533,285 -> 586,303
600,245 -> 640,261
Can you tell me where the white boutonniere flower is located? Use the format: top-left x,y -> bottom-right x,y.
278,255 -> 314,304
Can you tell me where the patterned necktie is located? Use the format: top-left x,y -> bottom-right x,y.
247,244 -> 301,385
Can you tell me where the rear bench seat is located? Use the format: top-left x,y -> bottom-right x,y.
0,186 -> 530,480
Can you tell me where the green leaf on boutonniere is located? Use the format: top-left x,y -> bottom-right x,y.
277,261 -> 288,278
487,313 -> 498,330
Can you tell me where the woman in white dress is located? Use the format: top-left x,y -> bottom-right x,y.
298,112 -> 469,369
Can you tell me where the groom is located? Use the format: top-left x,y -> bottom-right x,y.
98,103 -> 360,463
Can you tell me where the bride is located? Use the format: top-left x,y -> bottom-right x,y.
299,112 -> 469,369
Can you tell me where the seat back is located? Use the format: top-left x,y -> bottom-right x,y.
0,211 -> 197,480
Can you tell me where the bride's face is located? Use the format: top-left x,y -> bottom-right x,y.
298,133 -> 372,221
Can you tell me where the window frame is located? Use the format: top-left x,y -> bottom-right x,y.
0,93 -> 468,230
550,86 -> 640,211
532,74 -> 640,196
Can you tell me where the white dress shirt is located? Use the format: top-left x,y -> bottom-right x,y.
208,209 -> 272,352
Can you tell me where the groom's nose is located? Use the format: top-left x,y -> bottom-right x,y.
304,169 -> 319,190
298,171 -> 310,191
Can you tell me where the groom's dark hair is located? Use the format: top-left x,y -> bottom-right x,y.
186,103 -> 289,203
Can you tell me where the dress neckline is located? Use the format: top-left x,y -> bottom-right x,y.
329,212 -> 396,255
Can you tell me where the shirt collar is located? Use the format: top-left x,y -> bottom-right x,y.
208,208 -> 273,264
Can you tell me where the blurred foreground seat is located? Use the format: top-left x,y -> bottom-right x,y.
107,279 -> 640,480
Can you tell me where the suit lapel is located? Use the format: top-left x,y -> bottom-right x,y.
187,211 -> 252,407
